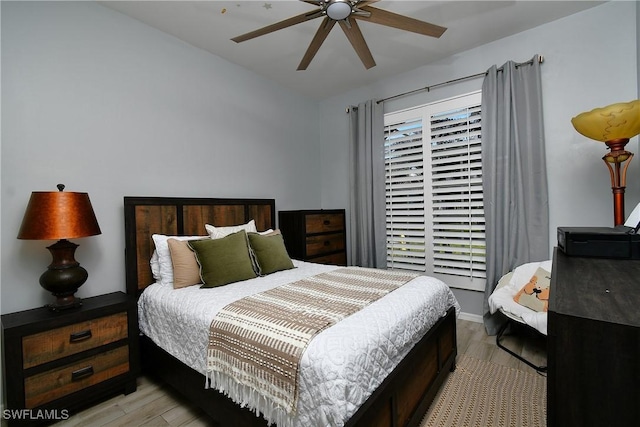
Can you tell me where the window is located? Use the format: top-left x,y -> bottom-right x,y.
384,92 -> 485,291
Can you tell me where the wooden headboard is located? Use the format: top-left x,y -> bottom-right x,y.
124,196 -> 276,297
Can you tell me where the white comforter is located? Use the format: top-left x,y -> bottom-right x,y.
138,260 -> 460,427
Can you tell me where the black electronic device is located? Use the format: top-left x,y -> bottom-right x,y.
558,226 -> 640,259
558,202 -> 640,259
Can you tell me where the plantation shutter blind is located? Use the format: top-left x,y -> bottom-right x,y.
384,116 -> 426,272
430,101 -> 486,282
384,92 -> 486,291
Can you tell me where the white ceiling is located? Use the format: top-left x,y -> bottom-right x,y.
99,1 -> 605,100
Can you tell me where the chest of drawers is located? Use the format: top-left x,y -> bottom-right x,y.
1,292 -> 139,426
278,209 -> 347,266
548,249 -> 640,427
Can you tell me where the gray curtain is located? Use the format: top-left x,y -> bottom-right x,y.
482,54 -> 549,335
348,100 -> 386,268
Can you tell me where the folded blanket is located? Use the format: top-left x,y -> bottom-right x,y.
206,267 -> 418,417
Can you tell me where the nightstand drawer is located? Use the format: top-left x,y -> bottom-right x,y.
305,213 -> 345,234
22,312 -> 128,369
24,345 -> 130,408
306,233 -> 345,256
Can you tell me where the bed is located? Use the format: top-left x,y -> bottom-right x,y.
124,196 -> 459,427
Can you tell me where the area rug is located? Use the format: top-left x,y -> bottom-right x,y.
421,355 -> 546,427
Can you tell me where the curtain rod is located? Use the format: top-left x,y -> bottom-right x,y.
347,55 -> 543,112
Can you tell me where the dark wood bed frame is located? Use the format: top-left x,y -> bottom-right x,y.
124,196 -> 457,427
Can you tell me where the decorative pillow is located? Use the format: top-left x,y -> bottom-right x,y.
205,220 -> 257,239
167,238 -> 202,289
513,267 -> 551,312
188,231 -> 257,288
247,230 -> 294,275
151,234 -> 205,286
246,229 -> 279,274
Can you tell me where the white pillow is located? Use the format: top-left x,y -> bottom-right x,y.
150,250 -> 160,281
151,234 -> 206,286
205,219 -> 257,239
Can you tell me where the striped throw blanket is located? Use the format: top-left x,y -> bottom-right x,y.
206,267 -> 419,414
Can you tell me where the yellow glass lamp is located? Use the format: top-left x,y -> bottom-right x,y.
571,100 -> 640,226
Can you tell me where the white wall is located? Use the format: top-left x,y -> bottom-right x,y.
318,1 -> 639,317
1,1 -> 322,313
2,1 -> 638,318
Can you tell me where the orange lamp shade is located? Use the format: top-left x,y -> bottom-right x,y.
18,190 -> 101,240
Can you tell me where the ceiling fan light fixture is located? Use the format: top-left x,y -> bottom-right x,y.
231,0 -> 448,70
325,0 -> 352,21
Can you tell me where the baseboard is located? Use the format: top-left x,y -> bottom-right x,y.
458,312 -> 483,323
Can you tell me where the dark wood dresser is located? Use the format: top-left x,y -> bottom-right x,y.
278,209 -> 346,266
548,249 -> 640,427
1,292 -> 139,426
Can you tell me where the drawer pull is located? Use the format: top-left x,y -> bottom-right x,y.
70,330 -> 92,343
323,220 -> 331,225
71,366 -> 94,381
324,241 -> 330,246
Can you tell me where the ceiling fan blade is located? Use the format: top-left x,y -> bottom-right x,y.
354,5 -> 447,38
353,0 -> 380,10
232,10 -> 322,43
298,18 -> 337,71
339,19 -> 376,69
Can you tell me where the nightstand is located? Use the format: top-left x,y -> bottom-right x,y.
279,209 -> 347,265
1,292 -> 139,426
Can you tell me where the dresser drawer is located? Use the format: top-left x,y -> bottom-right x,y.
305,213 -> 345,234
280,209 -> 347,266
311,252 -> 347,266
22,312 -> 128,369
306,233 -> 345,257
24,345 -> 130,408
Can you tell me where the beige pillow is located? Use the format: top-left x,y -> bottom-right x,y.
151,234 -> 203,286
167,238 -> 202,288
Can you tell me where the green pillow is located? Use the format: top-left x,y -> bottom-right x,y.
247,232 -> 295,275
188,231 -> 257,288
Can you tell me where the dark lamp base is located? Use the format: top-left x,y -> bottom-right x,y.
46,297 -> 83,312
40,239 -> 89,312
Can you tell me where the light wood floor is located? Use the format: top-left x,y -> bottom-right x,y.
53,319 -> 547,427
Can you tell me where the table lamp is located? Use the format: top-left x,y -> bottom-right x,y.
571,99 -> 640,226
17,184 -> 101,311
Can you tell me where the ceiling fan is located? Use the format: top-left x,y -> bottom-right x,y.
231,0 -> 447,70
